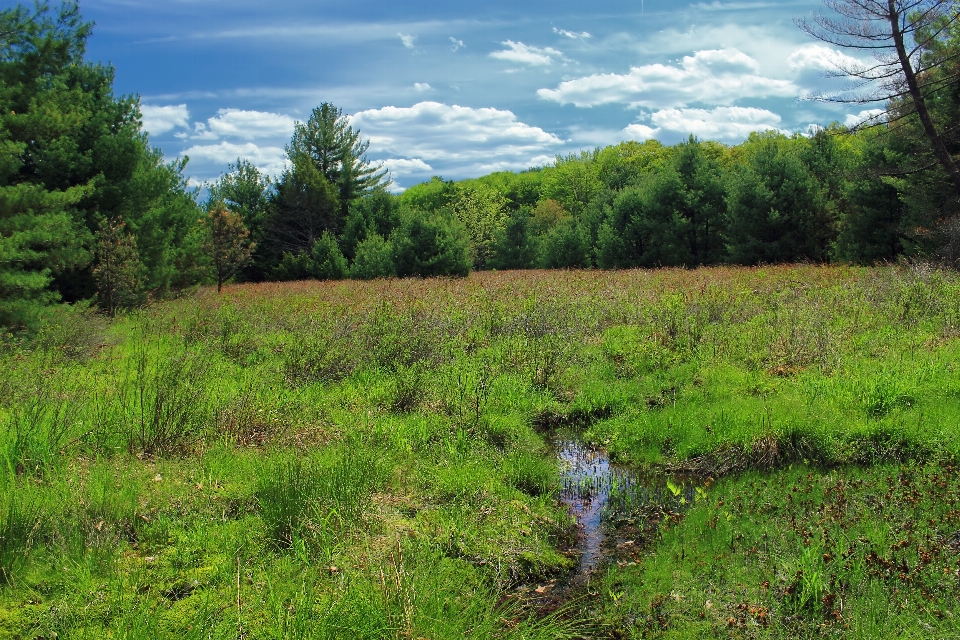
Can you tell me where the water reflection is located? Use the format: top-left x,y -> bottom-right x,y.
553,432 -> 700,582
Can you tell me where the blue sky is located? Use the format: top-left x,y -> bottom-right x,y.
70,0 -> 881,191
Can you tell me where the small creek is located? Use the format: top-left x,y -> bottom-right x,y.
550,430 -> 700,588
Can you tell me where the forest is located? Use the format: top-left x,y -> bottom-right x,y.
2,1 -> 960,330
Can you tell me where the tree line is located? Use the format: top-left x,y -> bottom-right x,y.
1,0 -> 958,330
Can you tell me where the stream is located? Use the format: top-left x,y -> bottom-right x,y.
548,430 -> 700,590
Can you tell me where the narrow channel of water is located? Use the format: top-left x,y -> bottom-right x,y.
552,430 -> 700,586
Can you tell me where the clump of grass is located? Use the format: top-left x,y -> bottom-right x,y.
504,449 -> 557,496
2,369 -> 81,476
257,446 -> 384,551
0,488 -> 42,585
129,347 -> 211,456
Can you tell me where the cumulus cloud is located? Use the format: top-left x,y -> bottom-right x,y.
623,124 -> 659,141
450,37 -> 465,51
788,44 -> 863,74
183,141 -> 289,181
648,106 -> 783,139
140,104 -> 190,135
380,158 -> 433,176
844,108 -> 886,128
554,27 -> 590,39
350,102 -> 564,180
537,48 -> 796,108
398,33 -> 416,48
193,109 -> 296,140
414,82 -> 432,92
491,41 -> 565,66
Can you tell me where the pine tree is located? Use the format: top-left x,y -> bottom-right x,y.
202,205 -> 254,292
93,217 -> 143,316
288,103 -> 390,219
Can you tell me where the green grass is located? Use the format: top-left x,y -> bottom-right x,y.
0,264 -> 959,637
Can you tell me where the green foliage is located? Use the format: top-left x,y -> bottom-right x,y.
350,233 -> 395,279
309,231 -> 348,281
0,182 -> 91,327
725,133 -> 825,264
93,217 -> 144,315
287,103 -> 390,218
489,207 -> 536,270
391,207 -> 472,278
341,190 -> 400,261
0,0 -> 204,324
266,153 -> 341,262
448,183 -> 509,270
537,217 -> 592,269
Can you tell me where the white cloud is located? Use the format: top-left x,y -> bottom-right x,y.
350,102 -> 564,180
199,109 -> 296,140
398,33 -> 416,48
491,41 -> 565,66
623,124 -> 660,141
140,104 -> 190,135
414,82 -> 432,92
788,45 -> 863,74
381,158 -> 433,175
554,27 -> 590,39
183,142 -> 289,181
450,37 -> 465,51
844,108 -> 885,128
649,106 -> 784,139
537,48 -> 796,108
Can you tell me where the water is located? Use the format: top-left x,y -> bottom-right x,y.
552,431 -> 700,584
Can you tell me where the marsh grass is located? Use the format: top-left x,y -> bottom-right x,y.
0,265 -> 959,637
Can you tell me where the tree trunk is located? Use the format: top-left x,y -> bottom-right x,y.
888,0 -> 960,202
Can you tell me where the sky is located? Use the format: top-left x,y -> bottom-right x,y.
65,0 -> 883,191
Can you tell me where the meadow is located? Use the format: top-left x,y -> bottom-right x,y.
1,264 -> 960,638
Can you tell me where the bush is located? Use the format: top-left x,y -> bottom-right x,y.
350,233 -> 395,280
537,218 -> 592,269
310,231 -> 348,280
392,208 -> 472,278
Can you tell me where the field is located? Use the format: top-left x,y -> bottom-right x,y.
1,264 -> 960,638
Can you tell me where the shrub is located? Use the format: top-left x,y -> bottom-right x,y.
310,231 -> 348,280
391,208 -> 471,278
350,233 -> 395,280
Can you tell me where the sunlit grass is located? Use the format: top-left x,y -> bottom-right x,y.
0,264 -> 959,637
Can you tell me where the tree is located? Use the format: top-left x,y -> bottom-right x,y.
797,0 -> 960,199
489,207 -> 536,270
725,134 -> 824,264
202,205 -> 254,293
265,153 -> 340,262
391,208 -> 471,278
448,183 -> 508,270
288,103 -> 390,219
0,182 -> 90,327
350,234 -> 395,280
93,217 -> 143,315
310,232 -> 348,281
0,0 -> 205,315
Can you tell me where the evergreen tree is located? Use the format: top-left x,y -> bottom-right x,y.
392,208 -> 471,278
725,134 -> 823,264
341,190 -> 400,262
288,103 -> 390,219
350,234 -> 395,280
310,232 -> 348,281
93,217 -> 143,315
202,205 -> 254,292
265,153 -> 341,264
489,207 -> 535,270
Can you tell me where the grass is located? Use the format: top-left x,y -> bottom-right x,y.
0,264 -> 959,637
